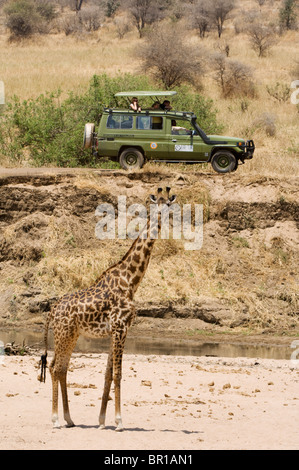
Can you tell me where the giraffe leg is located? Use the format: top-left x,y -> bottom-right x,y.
49,357 -> 60,428
112,332 -> 126,432
60,370 -> 75,427
58,338 -> 78,427
99,347 -> 113,429
50,332 -> 78,428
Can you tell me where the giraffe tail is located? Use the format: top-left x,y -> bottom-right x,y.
39,353 -> 47,383
38,312 -> 50,383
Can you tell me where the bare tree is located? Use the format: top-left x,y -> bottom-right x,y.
189,0 -> 211,38
123,0 -> 165,37
137,24 -> 205,88
247,22 -> 276,57
208,0 -> 235,38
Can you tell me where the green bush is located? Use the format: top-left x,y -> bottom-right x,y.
4,0 -> 41,38
0,73 -> 223,167
4,0 -> 56,39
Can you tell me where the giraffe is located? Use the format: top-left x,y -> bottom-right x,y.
39,187 -> 177,431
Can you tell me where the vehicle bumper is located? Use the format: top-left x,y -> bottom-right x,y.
240,140 -> 255,161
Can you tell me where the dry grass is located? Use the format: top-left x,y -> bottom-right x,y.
0,30 -> 138,99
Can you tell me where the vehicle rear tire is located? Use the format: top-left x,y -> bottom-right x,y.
119,148 -> 144,170
83,123 -> 95,149
211,150 -> 237,173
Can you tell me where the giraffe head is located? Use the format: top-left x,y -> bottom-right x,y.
149,187 -> 176,209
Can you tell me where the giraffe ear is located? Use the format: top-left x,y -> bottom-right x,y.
169,195 -> 176,203
150,195 -> 157,203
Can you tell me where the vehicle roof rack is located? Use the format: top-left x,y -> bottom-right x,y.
103,107 -> 195,119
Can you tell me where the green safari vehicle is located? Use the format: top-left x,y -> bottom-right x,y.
83,91 -> 255,173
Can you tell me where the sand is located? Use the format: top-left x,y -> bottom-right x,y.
0,352 -> 298,450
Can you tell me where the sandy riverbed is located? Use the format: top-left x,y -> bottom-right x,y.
0,352 -> 298,450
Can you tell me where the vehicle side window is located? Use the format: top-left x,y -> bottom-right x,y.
106,115 -> 133,129
171,119 -> 192,135
136,116 -> 163,130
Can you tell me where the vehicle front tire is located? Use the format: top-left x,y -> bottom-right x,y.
83,123 -> 95,149
119,148 -> 144,170
211,150 -> 237,173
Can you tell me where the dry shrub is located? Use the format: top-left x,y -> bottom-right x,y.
252,112 -> 276,137
212,53 -> 256,98
113,15 -> 131,39
266,82 -> 291,103
153,238 -> 183,261
176,182 -> 211,223
290,59 -> 299,80
58,6 -> 103,36
78,6 -> 103,32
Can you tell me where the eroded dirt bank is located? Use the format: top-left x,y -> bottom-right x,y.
0,167 -> 298,344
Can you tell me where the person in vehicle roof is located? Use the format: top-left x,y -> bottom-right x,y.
161,100 -> 172,110
150,101 -> 161,110
130,97 -> 141,112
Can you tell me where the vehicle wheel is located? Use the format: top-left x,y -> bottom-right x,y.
232,159 -> 239,172
83,123 -> 95,149
211,150 -> 237,173
119,148 -> 144,170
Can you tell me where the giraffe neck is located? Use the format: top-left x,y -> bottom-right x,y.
118,210 -> 162,295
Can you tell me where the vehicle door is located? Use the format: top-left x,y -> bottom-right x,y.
134,115 -> 169,160
167,118 -> 210,162
101,113 -> 134,157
